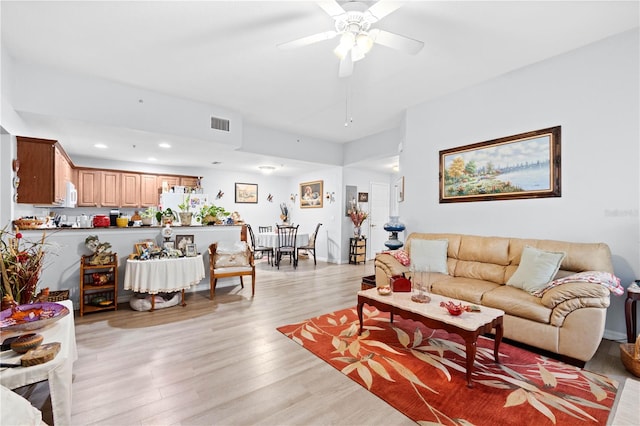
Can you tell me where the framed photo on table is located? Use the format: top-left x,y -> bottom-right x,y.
163,241 -> 175,250
175,235 -> 194,254
185,243 -> 197,257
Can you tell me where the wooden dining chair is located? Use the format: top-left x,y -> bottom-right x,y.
275,224 -> 299,269
247,224 -> 274,266
208,224 -> 255,299
297,223 -> 322,265
258,226 -> 272,233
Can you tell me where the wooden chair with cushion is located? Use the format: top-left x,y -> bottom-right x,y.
247,224 -> 274,266
208,224 -> 255,299
297,223 -> 322,265
275,224 -> 299,269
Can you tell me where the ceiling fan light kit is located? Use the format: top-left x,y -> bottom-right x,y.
278,0 -> 424,77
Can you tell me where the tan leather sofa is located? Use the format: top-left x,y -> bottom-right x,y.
374,233 -> 614,365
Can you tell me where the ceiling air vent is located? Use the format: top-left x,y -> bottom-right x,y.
211,116 -> 230,132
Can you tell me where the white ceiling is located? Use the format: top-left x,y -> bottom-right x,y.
1,1 -> 638,176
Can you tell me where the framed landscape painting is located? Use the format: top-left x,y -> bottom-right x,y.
300,180 -> 323,208
439,126 -> 561,203
235,183 -> 258,203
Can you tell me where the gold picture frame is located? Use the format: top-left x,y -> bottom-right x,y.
439,126 -> 561,203
300,180 -> 323,208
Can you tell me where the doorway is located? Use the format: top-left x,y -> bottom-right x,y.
368,182 -> 390,258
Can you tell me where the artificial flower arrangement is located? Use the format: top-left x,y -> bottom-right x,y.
1,225 -> 53,306
349,204 -> 369,227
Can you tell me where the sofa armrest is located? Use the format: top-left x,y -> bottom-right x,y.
541,282 -> 610,326
374,253 -> 410,286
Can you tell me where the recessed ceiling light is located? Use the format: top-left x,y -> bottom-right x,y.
148,157 -> 157,162
392,164 -> 399,172
94,143 -> 107,149
258,165 -> 276,174
158,143 -> 171,149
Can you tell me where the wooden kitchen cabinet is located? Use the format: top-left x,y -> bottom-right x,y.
180,176 -> 200,188
16,136 -> 74,205
120,172 -> 140,207
157,175 -> 180,192
140,174 -> 159,207
77,168 -> 101,207
101,170 -> 120,207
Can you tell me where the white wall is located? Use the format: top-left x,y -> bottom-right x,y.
400,29 -> 639,339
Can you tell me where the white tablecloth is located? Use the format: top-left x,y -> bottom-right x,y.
0,299 -> 77,426
256,232 -> 309,248
124,255 -> 205,294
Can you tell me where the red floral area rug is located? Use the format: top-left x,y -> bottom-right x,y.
277,306 -> 618,425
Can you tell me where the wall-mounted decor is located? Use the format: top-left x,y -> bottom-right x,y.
235,183 -> 258,204
358,192 -> 369,203
395,176 -> 405,202
216,190 -> 224,199
267,194 -> 273,202
439,126 -> 561,203
300,180 -> 323,208
345,185 -> 357,216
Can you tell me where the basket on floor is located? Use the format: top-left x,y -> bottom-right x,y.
620,335 -> 640,377
46,290 -> 70,302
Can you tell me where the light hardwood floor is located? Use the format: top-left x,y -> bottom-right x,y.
16,259 -> 638,425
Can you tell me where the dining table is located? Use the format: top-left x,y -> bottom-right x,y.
124,254 -> 205,310
0,299 -> 77,426
256,232 -> 309,249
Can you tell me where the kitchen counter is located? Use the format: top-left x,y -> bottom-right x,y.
18,225 -> 244,309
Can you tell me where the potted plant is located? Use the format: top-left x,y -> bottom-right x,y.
177,195 -> 193,226
196,204 -> 230,225
139,207 -> 157,226
156,208 -> 177,226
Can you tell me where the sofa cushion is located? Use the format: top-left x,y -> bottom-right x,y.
507,246 -> 565,293
481,285 -> 552,324
410,239 -> 448,274
430,276 -> 499,305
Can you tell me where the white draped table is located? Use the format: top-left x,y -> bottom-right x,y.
256,232 -> 309,249
0,299 -> 77,426
124,255 -> 205,310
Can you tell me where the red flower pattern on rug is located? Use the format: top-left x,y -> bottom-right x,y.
278,306 -> 618,425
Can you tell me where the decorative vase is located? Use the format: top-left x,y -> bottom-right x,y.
353,226 -> 361,238
178,212 -> 192,226
383,216 -> 406,250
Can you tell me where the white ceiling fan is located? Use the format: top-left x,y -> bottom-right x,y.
278,0 -> 424,78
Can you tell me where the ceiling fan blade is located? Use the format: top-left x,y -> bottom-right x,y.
369,28 -> 424,55
277,31 -> 338,50
364,0 -> 402,23
317,0 -> 346,18
338,52 -> 353,78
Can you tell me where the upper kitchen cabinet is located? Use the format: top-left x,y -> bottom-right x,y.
140,174 -> 159,207
100,170 -> 120,207
16,136 -> 74,205
77,168 -> 101,207
180,176 -> 200,189
120,172 -> 141,208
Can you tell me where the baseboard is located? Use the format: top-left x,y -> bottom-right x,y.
603,329 -> 627,342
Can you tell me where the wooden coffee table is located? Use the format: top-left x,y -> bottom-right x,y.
357,288 -> 504,388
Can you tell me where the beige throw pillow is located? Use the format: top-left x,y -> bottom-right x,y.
410,239 -> 449,274
507,246 -> 566,294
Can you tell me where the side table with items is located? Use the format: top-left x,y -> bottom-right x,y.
349,237 -> 367,264
79,253 -> 118,316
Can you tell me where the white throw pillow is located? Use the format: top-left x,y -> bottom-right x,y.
410,239 -> 449,274
507,246 -> 566,294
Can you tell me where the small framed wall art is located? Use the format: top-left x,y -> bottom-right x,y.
300,180 -> 323,208
235,183 -> 258,203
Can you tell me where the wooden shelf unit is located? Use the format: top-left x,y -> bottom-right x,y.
79,253 -> 118,316
349,237 -> 367,265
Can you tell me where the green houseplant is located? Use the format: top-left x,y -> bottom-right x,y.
156,208 -> 177,225
177,195 -> 193,226
196,204 -> 230,225
140,207 -> 157,226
